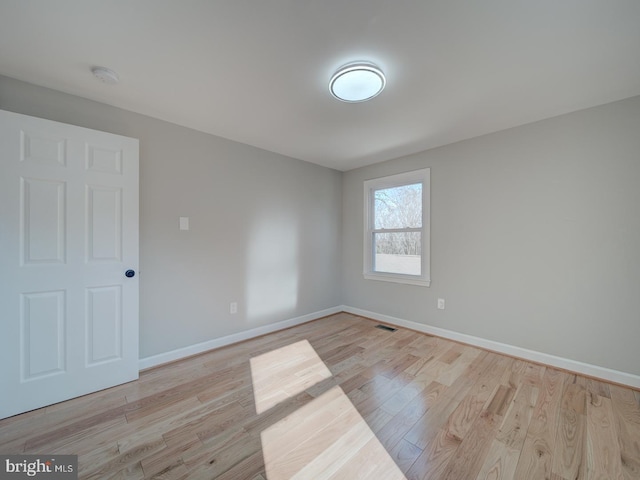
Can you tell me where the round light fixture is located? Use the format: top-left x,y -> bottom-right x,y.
329,62 -> 386,103
91,66 -> 119,84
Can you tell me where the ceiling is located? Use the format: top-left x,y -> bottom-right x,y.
1,1 -> 639,171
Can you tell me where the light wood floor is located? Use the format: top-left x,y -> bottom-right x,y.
1,313 -> 639,479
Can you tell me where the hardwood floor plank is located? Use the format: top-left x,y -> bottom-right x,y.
264,410 -> 364,478
139,433 -> 199,478
381,353 -> 422,380
561,375 -> 587,415
195,381 -> 253,407
142,459 -> 188,480
180,424 -> 245,471
1,313 -> 638,480
2,395 -> 125,452
586,394 -> 625,479
495,383 -> 538,450
553,408 -> 586,479
70,441 -> 120,476
184,433 -> 263,479
475,439 -> 521,480
552,377 -> 587,479
86,461 -> 145,480
403,351 -> 496,450
352,372 -> 413,418
379,374 -> 433,416
25,414 -> 129,454
126,397 -> 202,431
288,417 -> 375,479
258,386 -> 353,467
405,428 -> 462,480
377,380 -> 447,451
81,436 -> 166,480
196,402 -> 253,443
338,372 -> 372,395
50,420 -> 133,457
324,435 -> 406,480
211,450 -> 265,480
378,382 -> 447,450
441,412 -> 502,480
241,391 -> 315,438
403,355 -> 435,376
362,407 -> 394,434
446,390 -> 490,442
321,342 -> 365,366
509,358 -> 542,384
485,385 -> 516,417
436,348 -> 484,386
439,344 -> 464,364
513,367 -> 566,479
609,385 -> 640,479
586,378 -> 611,399
389,438 -> 423,473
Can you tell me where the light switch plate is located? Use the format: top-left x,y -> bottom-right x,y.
179,217 -> 189,230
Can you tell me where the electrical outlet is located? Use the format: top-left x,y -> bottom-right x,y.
437,298 -> 445,310
230,302 -> 238,314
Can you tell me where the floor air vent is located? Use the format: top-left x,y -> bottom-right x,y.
375,324 -> 397,332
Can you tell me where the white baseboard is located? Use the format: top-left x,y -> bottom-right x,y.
341,305 -> 640,390
138,306 -> 342,370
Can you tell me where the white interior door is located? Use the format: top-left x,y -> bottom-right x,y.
0,109 -> 139,420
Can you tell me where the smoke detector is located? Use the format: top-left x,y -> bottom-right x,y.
91,66 -> 119,84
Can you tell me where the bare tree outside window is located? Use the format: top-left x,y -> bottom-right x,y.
373,183 -> 422,275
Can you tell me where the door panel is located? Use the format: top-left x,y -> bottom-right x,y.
86,285 -> 122,365
86,185 -> 123,262
21,177 -> 66,264
0,109 -> 139,419
21,290 -> 66,380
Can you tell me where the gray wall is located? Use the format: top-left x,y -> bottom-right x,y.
0,75 -> 343,358
343,95 -> 640,376
3,73 -> 639,378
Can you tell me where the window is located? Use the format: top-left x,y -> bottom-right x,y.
363,168 -> 430,286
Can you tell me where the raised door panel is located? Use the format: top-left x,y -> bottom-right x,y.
20,177 -> 66,265
86,286 -> 122,366
20,130 -> 67,167
20,290 -> 66,380
86,185 -> 122,263
85,144 -> 122,175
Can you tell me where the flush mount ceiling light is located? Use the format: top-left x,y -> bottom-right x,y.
91,66 -> 119,84
329,62 -> 386,103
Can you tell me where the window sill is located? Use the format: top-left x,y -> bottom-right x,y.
363,272 -> 430,287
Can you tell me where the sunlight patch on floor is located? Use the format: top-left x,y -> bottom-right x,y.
250,340 -> 407,479
250,340 -> 332,414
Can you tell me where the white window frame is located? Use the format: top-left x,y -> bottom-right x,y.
363,168 -> 430,287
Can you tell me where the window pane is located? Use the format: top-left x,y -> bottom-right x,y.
374,183 -> 422,229
373,232 -> 421,275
